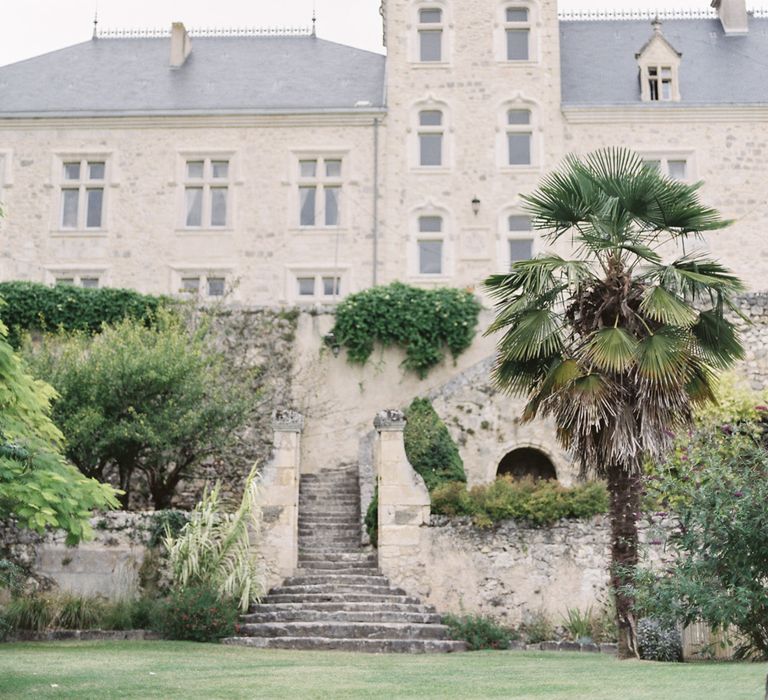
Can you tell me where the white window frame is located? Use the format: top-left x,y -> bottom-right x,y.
497,100 -> 539,170
495,1 -> 538,63
170,266 -> 235,300
411,101 -> 452,171
640,152 -> 696,183
640,63 -> 680,103
181,157 -> 232,230
292,153 -> 347,230
498,210 -> 537,271
44,266 -> 109,288
175,152 -> 236,231
409,208 -> 453,279
286,265 -> 351,304
0,149 -> 13,205
411,1 -> 451,65
53,155 -> 112,234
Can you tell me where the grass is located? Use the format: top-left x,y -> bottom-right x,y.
0,642 -> 765,699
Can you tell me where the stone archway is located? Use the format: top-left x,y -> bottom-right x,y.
496,446 -> 557,481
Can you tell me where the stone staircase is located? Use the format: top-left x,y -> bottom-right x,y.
224,465 -> 465,652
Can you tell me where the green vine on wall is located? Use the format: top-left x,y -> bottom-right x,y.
331,282 -> 482,378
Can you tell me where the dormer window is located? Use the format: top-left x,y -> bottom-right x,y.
648,66 -> 673,101
636,20 -> 682,103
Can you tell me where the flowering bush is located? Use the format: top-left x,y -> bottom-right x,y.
637,618 -> 682,662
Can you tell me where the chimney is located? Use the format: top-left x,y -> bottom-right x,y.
711,0 -> 749,35
170,22 -> 192,68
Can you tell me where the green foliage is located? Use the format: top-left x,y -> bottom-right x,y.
636,430 -> 768,660
0,280 -> 164,348
4,594 -> 58,632
165,466 -> 263,613
0,318 -> 119,543
637,618 -> 682,662
158,587 -> 237,643
430,476 -> 608,526
404,398 -> 467,490
57,593 -> 104,630
521,610 -> 556,644
0,559 -> 25,597
148,510 -> 190,548
24,310 -> 251,509
561,607 -> 594,641
331,282 -> 482,378
442,613 -> 515,650
364,487 -> 378,547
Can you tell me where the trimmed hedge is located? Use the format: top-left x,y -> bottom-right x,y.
430,476 -> 609,527
0,281 -> 165,347
404,397 -> 467,490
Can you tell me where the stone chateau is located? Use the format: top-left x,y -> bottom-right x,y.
3,0 -> 768,639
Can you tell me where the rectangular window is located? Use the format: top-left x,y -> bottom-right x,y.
418,8 -> 443,62
643,156 -> 690,182
418,240 -> 443,274
53,274 -> 102,288
59,159 -> 106,230
505,7 -> 530,60
181,277 -> 200,293
80,277 -> 100,289
507,214 -> 534,267
506,109 -> 532,166
178,273 -> 228,297
183,158 -> 230,228
509,239 -> 533,264
418,110 -> 444,167
292,272 -> 345,301
297,157 -> 343,228
207,277 -> 225,297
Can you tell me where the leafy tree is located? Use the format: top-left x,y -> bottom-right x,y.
484,148 -> 744,658
24,311 -> 251,509
0,318 -> 119,543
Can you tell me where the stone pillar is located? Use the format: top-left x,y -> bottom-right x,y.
374,409 -> 430,584
260,409 -> 304,587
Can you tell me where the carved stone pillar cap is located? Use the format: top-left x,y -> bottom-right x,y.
272,408 -> 304,433
374,409 -> 406,431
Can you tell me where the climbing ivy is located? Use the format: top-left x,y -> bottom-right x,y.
331,282 -> 481,378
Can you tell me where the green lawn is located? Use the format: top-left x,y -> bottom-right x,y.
0,642 -> 765,699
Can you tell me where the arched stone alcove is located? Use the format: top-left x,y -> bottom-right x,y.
496,446 -> 557,481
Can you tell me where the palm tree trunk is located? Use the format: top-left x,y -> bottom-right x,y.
608,467 -> 641,659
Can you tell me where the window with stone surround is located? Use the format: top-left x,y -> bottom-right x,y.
417,6 -> 444,62
59,159 -> 107,230
172,268 -> 232,298
287,266 -> 349,303
505,214 -> 535,267
641,153 -> 694,182
298,157 -> 343,228
418,110 -> 444,166
504,6 -> 531,60
183,158 -> 230,228
415,215 -> 446,276
46,267 -> 108,288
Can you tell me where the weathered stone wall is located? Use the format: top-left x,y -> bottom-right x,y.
1,512 -> 155,599
733,293 -> 768,390
385,515 -> 668,626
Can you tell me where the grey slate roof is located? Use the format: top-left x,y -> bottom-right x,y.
0,36 -> 386,116
560,17 -> 768,106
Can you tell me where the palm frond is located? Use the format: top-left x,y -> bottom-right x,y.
497,308 -> 563,361
644,254 -> 745,300
639,286 -> 698,327
585,327 -> 639,373
635,326 -> 689,385
692,309 -> 745,369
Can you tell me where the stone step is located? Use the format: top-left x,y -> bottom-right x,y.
237,621 -> 450,640
299,507 -> 360,514
271,583 -> 406,596
223,636 -> 466,653
283,574 -> 389,587
241,609 -> 442,624
298,552 -> 375,563
250,601 -> 437,615
298,548 -> 368,555
265,592 -> 422,605
296,563 -> 377,573
297,514 -> 362,522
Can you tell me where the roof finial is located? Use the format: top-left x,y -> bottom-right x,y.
311,2 -> 317,37
92,3 -> 99,39
651,15 -> 662,34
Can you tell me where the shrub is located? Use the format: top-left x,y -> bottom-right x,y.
521,610 -> 556,644
0,280 -> 164,348
430,476 -> 608,526
5,594 -> 58,632
57,593 -> 104,630
0,558 -> 25,596
404,398 -> 466,490
637,618 -> 682,662
158,587 -> 237,642
100,597 -> 164,631
364,487 -> 378,547
443,613 -> 515,650
561,607 -> 594,641
165,466 -> 263,612
331,282 -> 482,378
148,510 -> 190,548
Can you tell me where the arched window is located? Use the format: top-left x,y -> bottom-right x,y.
497,447 -> 557,481
497,101 -> 538,169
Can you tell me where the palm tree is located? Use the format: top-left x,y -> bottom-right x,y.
484,148 -> 744,658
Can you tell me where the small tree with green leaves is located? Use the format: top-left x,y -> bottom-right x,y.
0,318 -> 119,544
24,310 -> 251,509
484,148 -> 744,658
